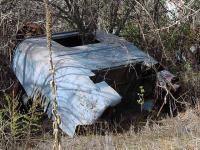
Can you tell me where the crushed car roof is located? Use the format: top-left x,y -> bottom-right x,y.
13,31 -> 158,136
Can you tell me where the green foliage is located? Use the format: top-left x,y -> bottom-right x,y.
0,94 -> 44,140
121,23 -> 142,47
161,23 -> 200,52
137,86 -> 145,112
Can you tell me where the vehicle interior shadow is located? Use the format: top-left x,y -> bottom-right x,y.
75,102 -> 151,136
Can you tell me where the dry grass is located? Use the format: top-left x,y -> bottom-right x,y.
9,107 -> 199,150
0,0 -> 200,150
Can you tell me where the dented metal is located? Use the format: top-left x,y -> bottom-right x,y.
12,31 -> 177,136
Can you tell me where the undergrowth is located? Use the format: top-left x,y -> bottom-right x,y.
0,93 -> 46,149
0,0 -> 200,149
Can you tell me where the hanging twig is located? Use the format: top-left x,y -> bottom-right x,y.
43,0 -> 61,150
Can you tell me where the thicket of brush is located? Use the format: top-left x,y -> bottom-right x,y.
0,0 -> 200,149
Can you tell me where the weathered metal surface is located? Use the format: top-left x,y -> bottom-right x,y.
13,31 -> 159,136
157,70 -> 180,91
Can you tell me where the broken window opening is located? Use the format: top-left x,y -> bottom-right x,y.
52,32 -> 100,47
90,63 -> 157,105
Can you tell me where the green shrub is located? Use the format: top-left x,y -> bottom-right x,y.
0,93 -> 44,149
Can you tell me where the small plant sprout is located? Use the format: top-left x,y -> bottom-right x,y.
137,86 -> 145,112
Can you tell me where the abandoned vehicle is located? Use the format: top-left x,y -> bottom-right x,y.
12,31 -> 179,136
